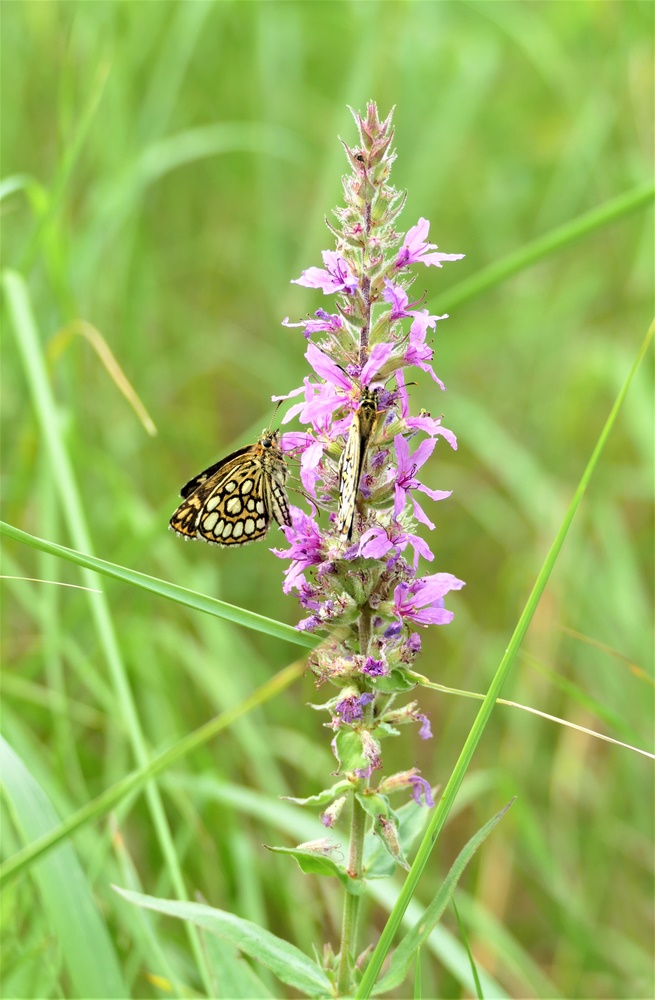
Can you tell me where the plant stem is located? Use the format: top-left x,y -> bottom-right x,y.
358,166 -> 374,367
358,603 -> 371,656
337,790 -> 367,995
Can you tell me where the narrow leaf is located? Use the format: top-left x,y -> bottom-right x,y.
453,898 -> 484,1000
114,887 -> 332,997
373,801 -> 513,995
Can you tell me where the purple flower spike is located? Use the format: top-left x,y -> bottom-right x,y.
272,103 -> 464,842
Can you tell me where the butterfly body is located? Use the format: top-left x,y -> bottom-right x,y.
337,387 -> 379,541
170,431 -> 291,546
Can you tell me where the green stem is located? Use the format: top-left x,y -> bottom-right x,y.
358,603 -> 372,657
337,790 -> 368,995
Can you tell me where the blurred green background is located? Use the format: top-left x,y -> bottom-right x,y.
1,2 -> 653,998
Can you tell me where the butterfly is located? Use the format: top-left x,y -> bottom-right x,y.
336,387 -> 379,541
170,430 -> 291,546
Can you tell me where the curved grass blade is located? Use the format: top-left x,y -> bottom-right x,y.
0,520 -> 315,651
408,672 -> 654,760
356,321 -> 654,998
2,267 -> 219,991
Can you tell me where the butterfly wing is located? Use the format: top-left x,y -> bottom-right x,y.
178,445 -> 254,498
170,434 -> 290,546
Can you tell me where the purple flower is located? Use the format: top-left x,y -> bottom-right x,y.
405,414 -> 458,449
407,632 -> 422,653
292,251 -> 358,295
298,436 -> 328,495
359,523 -> 434,570
362,657 -> 386,677
272,506 -> 325,593
334,692 -> 374,724
395,218 -> 464,270
277,340 -> 397,433
279,431 -> 315,454
306,343 -> 352,389
360,342 -> 394,385
409,774 -> 434,807
393,435 -> 452,529
382,280 -> 416,321
404,310 -> 449,389
393,572 -> 465,626
276,377 -> 345,430
416,713 -> 432,740
283,309 -> 343,338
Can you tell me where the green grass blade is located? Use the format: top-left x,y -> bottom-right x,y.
372,802 -> 512,995
0,662 -> 304,888
434,181 -> 654,313
0,519 -> 314,650
0,737 -> 128,999
2,267 -> 216,992
19,63 -> 110,271
356,321 -> 654,998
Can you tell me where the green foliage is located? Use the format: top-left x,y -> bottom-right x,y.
265,844 -> 359,895
114,887 -> 333,998
0,737 -> 127,999
371,801 -> 513,995
1,2 -> 653,998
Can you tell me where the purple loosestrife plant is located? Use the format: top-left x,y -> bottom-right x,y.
274,104 -> 464,993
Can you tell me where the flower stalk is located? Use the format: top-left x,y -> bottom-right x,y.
274,102 -> 465,995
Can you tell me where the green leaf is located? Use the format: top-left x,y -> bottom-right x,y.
371,669 -> 417,694
355,792 -> 391,823
115,886 -> 333,997
333,729 -> 368,773
372,801 -> 514,995
363,797 -> 431,880
0,737 -> 127,999
452,898 -> 484,1000
265,845 -> 363,894
282,779 -> 352,807
200,931 -> 275,999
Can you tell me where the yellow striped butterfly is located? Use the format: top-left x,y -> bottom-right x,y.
336,387 -> 379,541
